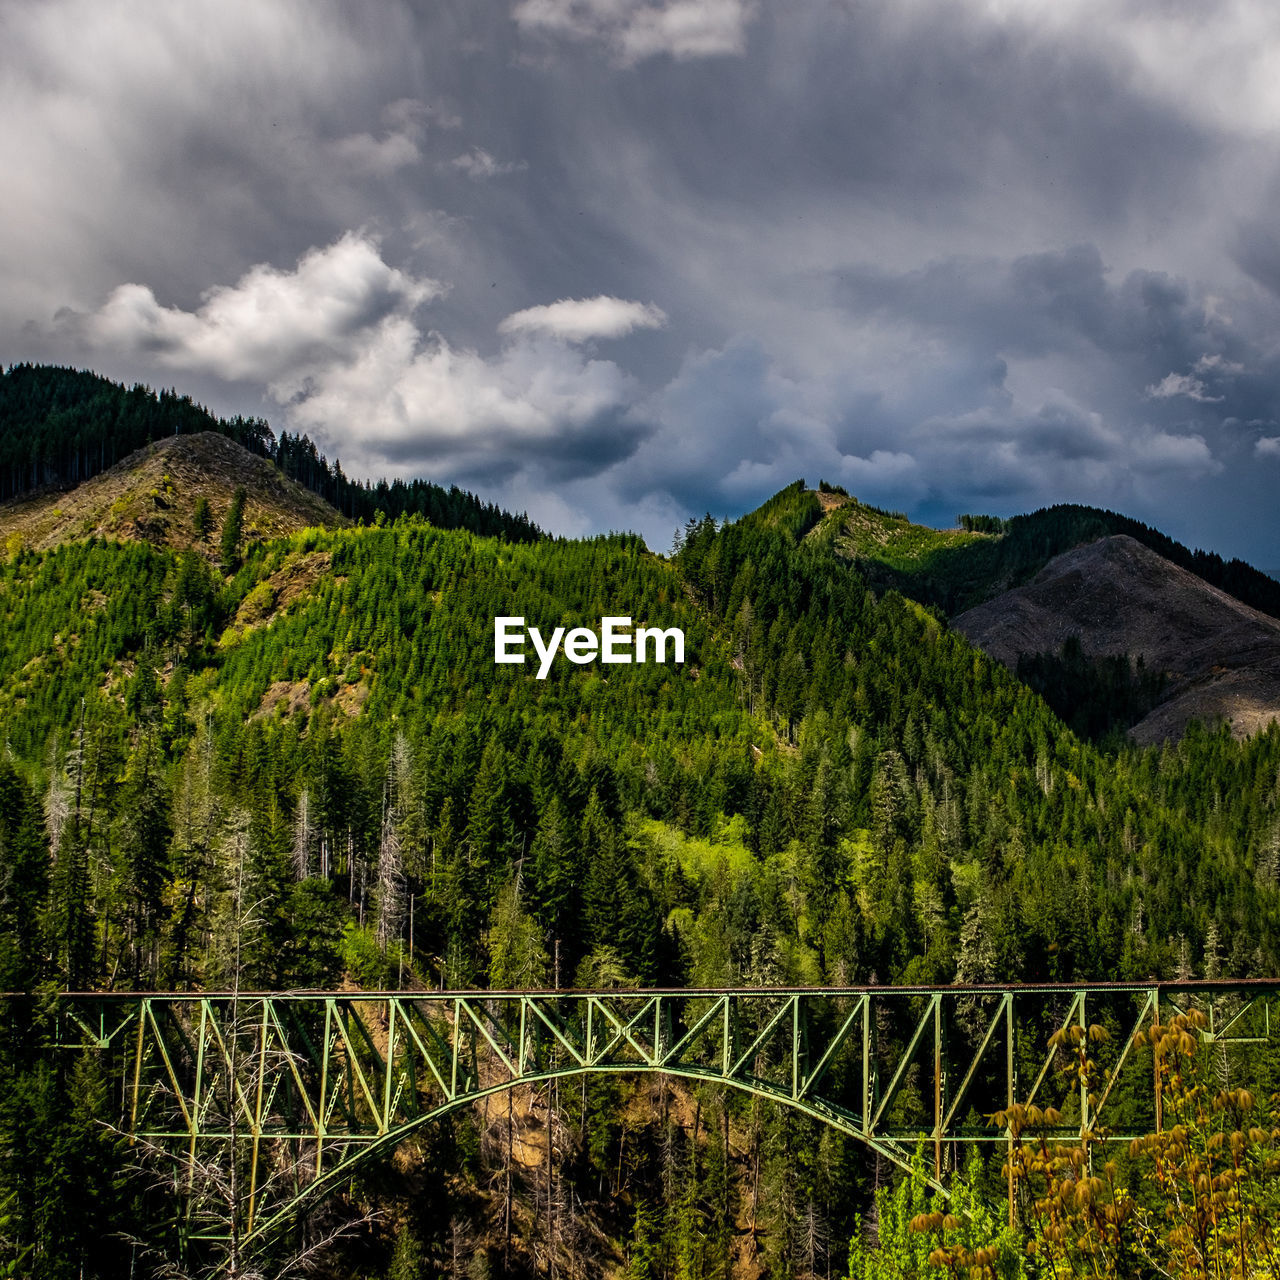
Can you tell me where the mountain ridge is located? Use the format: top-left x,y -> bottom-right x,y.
0,362 -> 544,542
737,483 -> 1280,742
787,486 -> 1280,621
0,431 -> 345,558
953,534 -> 1280,743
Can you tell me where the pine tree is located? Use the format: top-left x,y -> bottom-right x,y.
113,736 -> 170,985
163,720 -> 222,987
529,794 -> 582,964
0,761 -> 47,997
487,878 -> 549,989
47,719 -> 96,989
192,494 -> 212,539
219,486 -> 246,574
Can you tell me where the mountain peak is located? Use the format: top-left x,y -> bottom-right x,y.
0,430 -> 344,558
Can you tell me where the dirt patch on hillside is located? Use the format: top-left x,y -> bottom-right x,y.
256,680 -> 312,718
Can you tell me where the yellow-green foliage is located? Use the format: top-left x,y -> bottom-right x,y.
848,1149 -> 1026,1280
239,581 -> 276,625
827,501 -> 984,572
636,816 -> 757,880
915,1013 -> 1280,1279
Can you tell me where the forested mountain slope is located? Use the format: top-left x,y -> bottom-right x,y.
2,475 -> 1276,997
5,460 -> 1280,1275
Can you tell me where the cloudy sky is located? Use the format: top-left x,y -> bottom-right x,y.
4,0 -> 1280,561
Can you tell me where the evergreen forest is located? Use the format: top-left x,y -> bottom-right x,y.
3,372 -> 1280,1277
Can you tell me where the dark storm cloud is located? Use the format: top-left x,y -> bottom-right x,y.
4,0 -> 1280,555
1233,222 -> 1280,301
837,244 -> 1277,413
572,4 -> 1213,232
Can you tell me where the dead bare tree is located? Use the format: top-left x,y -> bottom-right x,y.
115,809 -> 380,1278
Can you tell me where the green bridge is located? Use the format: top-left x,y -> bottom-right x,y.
48,981 -> 1280,1256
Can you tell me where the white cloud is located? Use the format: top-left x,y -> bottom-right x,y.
81,232 -> 441,388
1134,429 -> 1219,475
330,100 -> 431,177
961,0 -> 1280,137
1257,437 -> 1280,459
77,232 -> 645,479
450,148 -> 528,180
512,0 -> 756,63
499,296 -> 668,342
1145,372 -> 1224,403
1194,353 -> 1245,375
285,325 -> 641,474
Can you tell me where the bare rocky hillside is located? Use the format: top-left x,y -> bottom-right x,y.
0,431 -> 344,557
953,534 -> 1280,743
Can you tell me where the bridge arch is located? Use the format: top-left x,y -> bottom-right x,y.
247,1060 -> 933,1246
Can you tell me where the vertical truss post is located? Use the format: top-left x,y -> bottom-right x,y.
384,1000 -> 398,1129
519,998 -> 529,1075
861,995 -> 871,1136
722,996 -> 732,1075
791,998 -> 800,1099
130,998 -> 146,1140
1006,992 -> 1014,1227
317,1000 -> 333,1177
189,1002 -> 208,1194
343,1004 -> 359,1129
247,999 -> 269,1236
933,996 -> 942,1180
1078,991 -> 1089,1140
451,999 -> 462,1098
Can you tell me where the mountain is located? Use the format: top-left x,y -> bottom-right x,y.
953,535 -> 1280,743
768,485 -> 1280,742
802,486 -> 1280,620
0,363 -> 543,541
0,430 -> 345,556
6,438 -> 1280,1273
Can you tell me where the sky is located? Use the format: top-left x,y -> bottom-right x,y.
3,0 -> 1280,563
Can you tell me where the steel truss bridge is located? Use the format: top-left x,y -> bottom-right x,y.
47,981 -> 1280,1256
